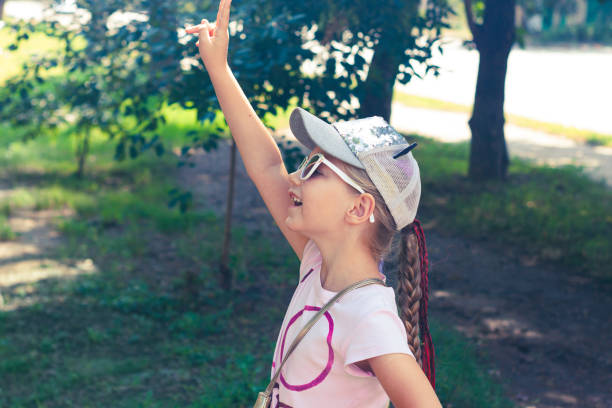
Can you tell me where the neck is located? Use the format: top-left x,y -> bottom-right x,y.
315,235 -> 380,292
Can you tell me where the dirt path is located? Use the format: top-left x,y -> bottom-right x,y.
425,233 -> 611,408
0,205 -> 97,310
178,140 -> 612,408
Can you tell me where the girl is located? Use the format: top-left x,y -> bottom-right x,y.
186,1 -> 441,407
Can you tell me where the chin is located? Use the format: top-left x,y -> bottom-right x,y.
285,216 -> 299,231
286,217 -> 312,236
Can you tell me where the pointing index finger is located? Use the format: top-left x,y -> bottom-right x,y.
217,0 -> 232,32
215,0 -> 223,28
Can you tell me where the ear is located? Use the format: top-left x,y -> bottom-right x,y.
345,193 -> 376,226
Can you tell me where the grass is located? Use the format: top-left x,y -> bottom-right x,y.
0,214 -> 16,240
409,134 -> 612,279
0,111 -> 513,407
432,320 -> 512,408
393,92 -> 612,147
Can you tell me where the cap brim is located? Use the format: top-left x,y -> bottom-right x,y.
289,108 -> 364,169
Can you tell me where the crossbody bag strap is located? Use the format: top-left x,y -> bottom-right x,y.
263,277 -> 385,396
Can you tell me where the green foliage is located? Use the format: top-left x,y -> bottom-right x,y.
0,0 -> 453,214
0,1 -> 178,177
170,0 -> 451,159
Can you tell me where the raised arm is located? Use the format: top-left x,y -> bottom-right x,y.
185,0 -> 309,260
185,0 -> 282,174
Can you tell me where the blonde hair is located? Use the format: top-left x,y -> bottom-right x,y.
340,163 -> 424,366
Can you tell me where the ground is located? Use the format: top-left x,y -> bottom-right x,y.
1,139 -> 610,407
177,140 -> 612,408
426,230 -> 611,408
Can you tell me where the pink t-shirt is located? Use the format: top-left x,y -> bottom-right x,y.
270,239 -> 413,407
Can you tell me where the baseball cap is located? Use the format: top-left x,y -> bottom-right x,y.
289,107 -> 421,230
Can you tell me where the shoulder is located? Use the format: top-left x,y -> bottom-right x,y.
341,295 -> 413,372
341,283 -> 398,316
337,285 -> 406,341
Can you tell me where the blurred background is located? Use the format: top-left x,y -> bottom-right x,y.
0,0 -> 610,407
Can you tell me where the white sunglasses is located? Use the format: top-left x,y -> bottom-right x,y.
297,153 -> 375,223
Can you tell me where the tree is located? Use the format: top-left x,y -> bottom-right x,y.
357,0 -> 452,121
0,0 -> 173,178
292,0 -> 451,122
463,0 -> 516,181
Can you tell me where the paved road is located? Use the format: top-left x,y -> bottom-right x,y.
396,41 -> 612,135
390,104 -> 612,187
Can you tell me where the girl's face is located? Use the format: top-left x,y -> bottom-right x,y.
285,147 -> 361,236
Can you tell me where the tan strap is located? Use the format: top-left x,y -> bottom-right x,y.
263,277 -> 385,396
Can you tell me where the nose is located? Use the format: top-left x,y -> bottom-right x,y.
288,169 -> 302,186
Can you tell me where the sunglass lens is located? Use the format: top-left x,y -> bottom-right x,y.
297,156 -> 309,171
301,155 -> 320,179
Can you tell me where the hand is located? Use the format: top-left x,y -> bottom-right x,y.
185,0 -> 232,72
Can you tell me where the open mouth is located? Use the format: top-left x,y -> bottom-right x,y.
290,193 -> 303,206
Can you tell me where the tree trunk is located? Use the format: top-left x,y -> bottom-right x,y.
220,138 -> 237,291
0,0 -> 5,20
467,0 -> 515,181
468,48 -> 511,180
359,0 -> 419,122
75,130 -> 90,179
358,27 -> 404,122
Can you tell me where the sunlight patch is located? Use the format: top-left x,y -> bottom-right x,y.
0,258 -> 97,287
543,391 -> 578,405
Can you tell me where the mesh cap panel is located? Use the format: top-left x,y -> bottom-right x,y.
358,146 -> 421,230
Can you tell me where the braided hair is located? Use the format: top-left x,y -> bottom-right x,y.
341,164 -> 435,388
397,220 -> 434,386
